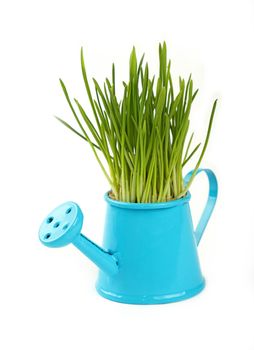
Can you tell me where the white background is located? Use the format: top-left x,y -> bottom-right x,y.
0,0 -> 254,349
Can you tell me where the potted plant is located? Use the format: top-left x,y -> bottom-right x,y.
39,42 -> 218,304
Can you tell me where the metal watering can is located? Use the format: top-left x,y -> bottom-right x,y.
39,168 -> 218,304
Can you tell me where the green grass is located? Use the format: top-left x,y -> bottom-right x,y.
56,42 -> 217,203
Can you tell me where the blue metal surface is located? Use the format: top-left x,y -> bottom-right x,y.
39,201 -> 118,276
39,168 -> 218,304
39,202 -> 83,248
184,168 -> 218,245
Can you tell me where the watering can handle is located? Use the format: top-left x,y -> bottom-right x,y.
184,168 -> 218,245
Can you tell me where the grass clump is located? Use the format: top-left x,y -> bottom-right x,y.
56,42 -> 217,203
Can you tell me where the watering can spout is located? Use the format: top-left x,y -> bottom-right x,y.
38,201 -> 119,276
72,234 -> 119,276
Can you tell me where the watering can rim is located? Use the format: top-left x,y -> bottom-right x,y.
104,191 -> 191,210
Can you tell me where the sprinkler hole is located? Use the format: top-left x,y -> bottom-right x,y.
66,208 -> 72,214
53,222 -> 60,228
63,224 -> 69,230
44,233 -> 51,239
46,217 -> 54,224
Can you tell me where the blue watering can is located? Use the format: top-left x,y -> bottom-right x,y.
39,168 -> 218,304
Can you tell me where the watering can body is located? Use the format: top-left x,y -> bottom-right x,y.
96,192 -> 203,303
39,168 -> 218,304
97,168 -> 218,303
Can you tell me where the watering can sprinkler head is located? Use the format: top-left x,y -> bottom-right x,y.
39,201 -> 119,275
39,202 -> 83,248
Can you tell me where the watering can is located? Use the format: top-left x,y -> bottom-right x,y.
39,168 -> 218,304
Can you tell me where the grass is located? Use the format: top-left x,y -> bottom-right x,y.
56,42 -> 217,203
